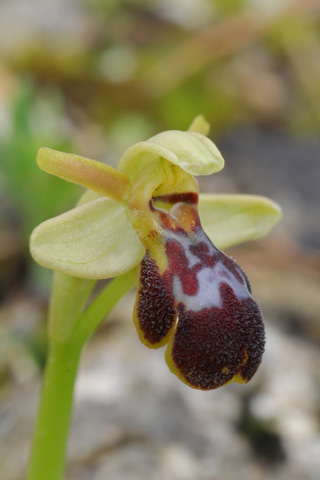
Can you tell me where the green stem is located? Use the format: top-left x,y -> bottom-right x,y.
26,339 -> 82,480
49,272 -> 96,343
27,268 -> 138,480
74,267 -> 138,345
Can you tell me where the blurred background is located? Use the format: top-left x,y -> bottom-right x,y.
0,0 -> 320,479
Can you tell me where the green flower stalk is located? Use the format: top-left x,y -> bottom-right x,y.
27,116 -> 281,480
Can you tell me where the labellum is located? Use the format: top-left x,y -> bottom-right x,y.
133,192 -> 265,390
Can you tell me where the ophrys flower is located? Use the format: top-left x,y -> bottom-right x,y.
30,116 -> 281,389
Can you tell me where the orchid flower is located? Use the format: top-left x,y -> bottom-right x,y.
30,116 -> 281,390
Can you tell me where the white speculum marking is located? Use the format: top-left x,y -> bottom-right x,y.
173,263 -> 251,311
169,230 -> 251,312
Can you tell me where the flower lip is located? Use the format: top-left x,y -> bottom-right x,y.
133,198 -> 265,390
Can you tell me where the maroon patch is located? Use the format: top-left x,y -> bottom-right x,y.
164,239 -> 199,296
170,284 -> 265,390
153,192 -> 198,205
136,252 -> 176,345
189,241 -> 216,268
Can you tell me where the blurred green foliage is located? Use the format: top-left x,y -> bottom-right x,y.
0,79 -> 79,237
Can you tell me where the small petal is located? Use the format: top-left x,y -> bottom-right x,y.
118,131 -> 224,182
37,147 -> 131,202
30,197 -> 145,279
198,194 -> 282,249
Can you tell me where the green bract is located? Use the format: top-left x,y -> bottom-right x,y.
30,116 -> 281,279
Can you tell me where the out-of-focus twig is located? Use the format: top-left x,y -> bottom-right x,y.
139,14 -> 266,98
139,1 -> 320,99
281,17 -> 320,125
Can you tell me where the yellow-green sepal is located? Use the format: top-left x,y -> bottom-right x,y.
198,194 -> 282,249
30,196 -> 145,279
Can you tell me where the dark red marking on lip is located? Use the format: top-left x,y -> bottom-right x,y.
189,241 -> 216,268
158,211 -> 187,234
162,225 -> 250,305
148,199 -> 156,212
136,252 -> 176,345
153,192 -> 198,205
170,284 -> 265,390
220,254 -> 246,286
165,240 -> 199,296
